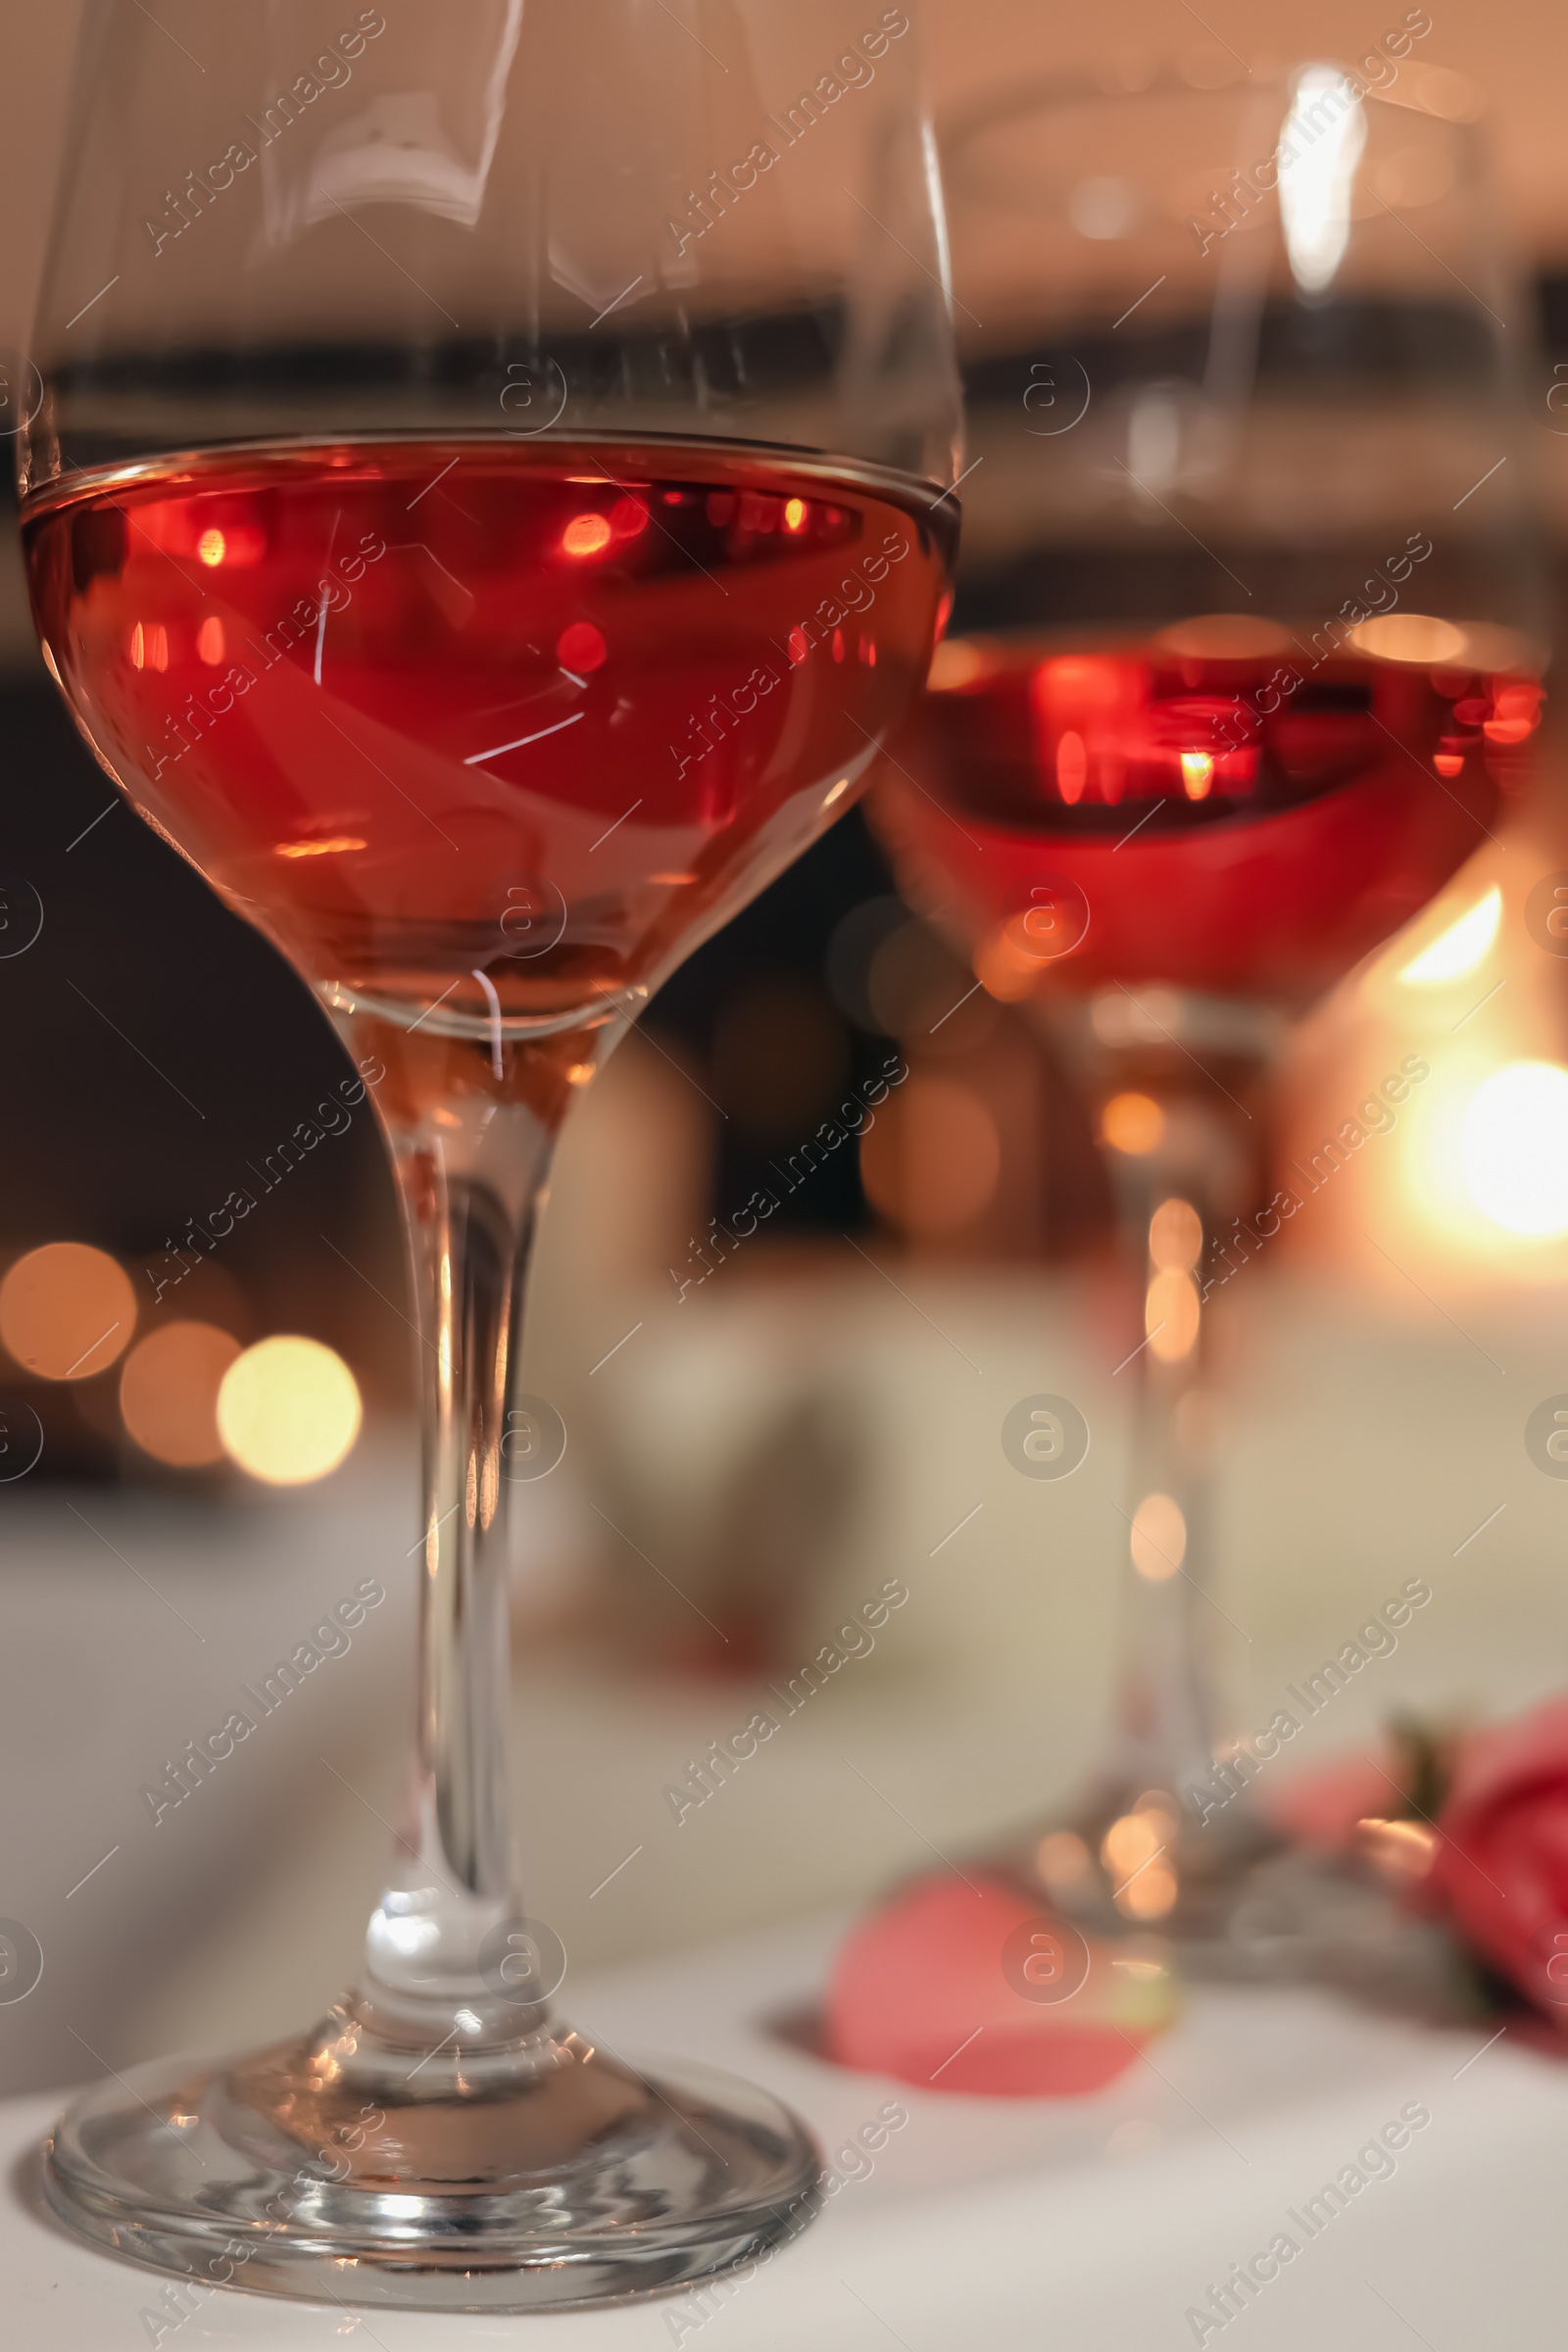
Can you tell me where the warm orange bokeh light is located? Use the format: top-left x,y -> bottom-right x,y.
1147,1268 -> 1201,1361
784,497 -> 808,532
120,1321 -> 241,1467
860,1077 -> 1002,1237
0,1243 -> 137,1381
1102,1802 -> 1178,1918
1348,612 -> 1466,664
196,615 -> 225,664
1118,1859 -> 1178,1919
1150,1197 -> 1203,1272
928,637 -> 994,691
1101,1092 -> 1164,1154
562,513 -> 612,558
974,924 -> 1040,1003
1035,1830 -> 1093,1890
1398,886 -> 1500,987
1102,1809 -> 1163,1876
197,527 -> 226,566
1130,1491 -> 1187,1580
1179,749 -> 1214,800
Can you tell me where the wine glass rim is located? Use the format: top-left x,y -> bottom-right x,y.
20,428 -> 960,516
939,64 -> 1481,164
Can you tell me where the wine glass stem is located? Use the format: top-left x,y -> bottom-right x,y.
1106,1136 -> 1224,1798
336,1012 -> 610,2030
1094,1056 -> 1270,1811
406,1153 -> 541,1901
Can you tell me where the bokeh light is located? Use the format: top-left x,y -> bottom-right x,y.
217,1336 -> 363,1485
1149,1197 -> 1202,1271
1278,67 -> 1364,295
562,513 -> 612,558
1462,1061 -> 1568,1237
1147,1269 -> 1201,1362
1102,1808 -> 1162,1877
974,922 -> 1041,1002
1130,1492 -> 1187,1580
556,620 -> 607,672
1034,1830 -> 1093,1893
1398,886 -> 1501,987
1348,612 -> 1466,665
0,1243 -> 136,1381
859,1077 -> 1001,1236
1179,749 -> 1214,801
120,1321 -> 240,1467
1101,1092 -> 1164,1154
928,637 -> 993,690
1118,1859 -> 1178,1920
1102,1797 -> 1178,1919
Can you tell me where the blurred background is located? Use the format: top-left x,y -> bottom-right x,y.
6,0 -> 1568,2103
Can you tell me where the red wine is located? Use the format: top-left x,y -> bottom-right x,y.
879,628 -> 1539,1004
26,440 -> 953,1020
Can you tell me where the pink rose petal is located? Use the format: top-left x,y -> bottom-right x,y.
826,1869 -> 1174,2099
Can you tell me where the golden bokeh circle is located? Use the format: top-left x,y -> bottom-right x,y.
120,1321 -> 241,1467
217,1336 -> 362,1485
0,1243 -> 137,1381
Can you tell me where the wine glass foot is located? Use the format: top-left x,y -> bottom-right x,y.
44,2005 -> 821,2313
1005,1788 -> 1469,2019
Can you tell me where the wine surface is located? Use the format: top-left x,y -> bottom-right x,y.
880,629 -> 1538,1003
26,439 -> 954,1021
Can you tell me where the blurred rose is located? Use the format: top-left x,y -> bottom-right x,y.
1435,1695 -> 1568,2028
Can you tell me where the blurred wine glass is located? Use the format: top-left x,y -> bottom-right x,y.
875,61 -> 1544,2000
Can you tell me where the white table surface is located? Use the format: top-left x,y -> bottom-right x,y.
5,1912 -> 1562,2350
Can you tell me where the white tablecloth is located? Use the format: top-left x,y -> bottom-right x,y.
5,1913 -> 1561,2349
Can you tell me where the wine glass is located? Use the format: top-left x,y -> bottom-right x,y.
23,0 -> 957,2310
874,65 -> 1544,1995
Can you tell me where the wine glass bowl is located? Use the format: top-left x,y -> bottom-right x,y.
879,614 -> 1532,1005
884,66 -> 1544,1013
23,0 -> 957,2309
26,438 -> 955,1029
